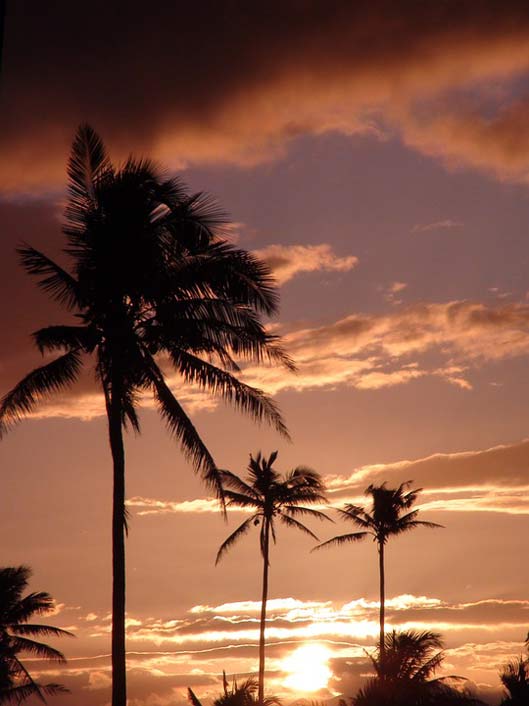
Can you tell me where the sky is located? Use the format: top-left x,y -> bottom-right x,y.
1,2 -> 529,704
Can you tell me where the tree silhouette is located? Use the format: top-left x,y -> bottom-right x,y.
215,451 -> 329,705
353,630 -> 484,706
0,126 -> 293,706
499,635 -> 529,705
314,482 -> 441,660
188,672 -> 280,706
0,566 -> 72,704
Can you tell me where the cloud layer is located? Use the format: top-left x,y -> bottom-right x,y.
5,2 -> 529,191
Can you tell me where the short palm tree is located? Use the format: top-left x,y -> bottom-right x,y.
353,630 -> 484,706
188,672 -> 280,706
499,636 -> 529,705
0,566 -> 72,704
314,482 -> 441,660
0,126 -> 293,706
215,451 -> 329,705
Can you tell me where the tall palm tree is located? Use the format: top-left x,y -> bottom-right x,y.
353,630 -> 484,706
0,126 -> 293,706
215,451 -> 329,705
0,566 -> 72,704
314,482 -> 441,660
188,672 -> 281,706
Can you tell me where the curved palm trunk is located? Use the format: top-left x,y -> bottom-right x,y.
106,380 -> 127,706
258,519 -> 270,706
378,540 -> 385,666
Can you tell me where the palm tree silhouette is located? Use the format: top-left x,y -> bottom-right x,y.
188,672 -> 281,706
314,482 -> 441,660
0,566 -> 72,704
499,636 -> 529,705
215,451 -> 329,705
0,126 -> 293,706
353,630 -> 484,705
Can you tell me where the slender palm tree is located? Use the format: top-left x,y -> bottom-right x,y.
0,566 -> 72,704
188,672 -> 280,706
499,636 -> 529,705
0,126 -> 293,706
353,630 -> 484,706
215,451 -> 329,705
314,482 -> 441,660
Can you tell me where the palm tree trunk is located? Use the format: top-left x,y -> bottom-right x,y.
378,540 -> 385,665
106,379 -> 127,706
258,519 -> 270,706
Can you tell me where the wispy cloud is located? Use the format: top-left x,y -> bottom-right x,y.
411,219 -> 464,233
253,244 -> 358,285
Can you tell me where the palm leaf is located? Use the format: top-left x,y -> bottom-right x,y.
215,516 -> 257,565
282,506 -> 332,522
143,354 -> 221,497
17,246 -> 80,310
312,531 -> 369,552
169,349 -> 290,438
33,325 -> 97,354
9,624 -> 74,639
9,636 -> 66,663
0,350 -> 82,434
66,124 -> 111,204
279,513 -> 320,541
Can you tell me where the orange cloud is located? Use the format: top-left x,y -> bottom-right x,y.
253,244 -> 358,285
5,2 -> 529,191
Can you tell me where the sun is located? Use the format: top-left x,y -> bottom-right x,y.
281,643 -> 332,692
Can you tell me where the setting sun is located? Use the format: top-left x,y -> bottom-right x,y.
282,643 -> 332,692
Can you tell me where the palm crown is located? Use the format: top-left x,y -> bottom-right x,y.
354,630 -> 484,705
0,566 -> 72,704
0,125 -> 292,494
216,451 -> 329,564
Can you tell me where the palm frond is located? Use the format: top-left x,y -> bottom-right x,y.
146,359 -> 222,499
170,349 -> 290,439
9,624 -> 74,639
17,246 -> 80,310
312,532 -> 369,552
279,513 -> 320,541
215,516 -> 257,565
187,687 -> 203,706
33,325 -> 97,354
0,350 -> 82,434
66,124 -> 112,204
9,636 -> 66,663
218,470 -> 261,501
282,506 -> 332,522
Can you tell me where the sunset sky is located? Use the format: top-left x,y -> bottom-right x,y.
1,2 -> 529,705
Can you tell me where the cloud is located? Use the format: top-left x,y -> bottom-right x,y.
129,437 -> 529,519
253,244 -> 358,285
5,2 -> 529,191
326,437 -> 529,495
400,97 -> 529,183
411,220 -> 464,233
243,299 -> 529,396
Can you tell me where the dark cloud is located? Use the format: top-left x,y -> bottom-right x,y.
4,2 -> 529,190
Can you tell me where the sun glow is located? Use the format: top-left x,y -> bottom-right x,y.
282,643 -> 332,692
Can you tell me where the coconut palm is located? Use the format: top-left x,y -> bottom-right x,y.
215,451 -> 329,705
499,636 -> 529,705
0,126 -> 293,706
0,566 -> 72,704
314,482 -> 441,660
188,672 -> 281,706
353,630 -> 484,706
